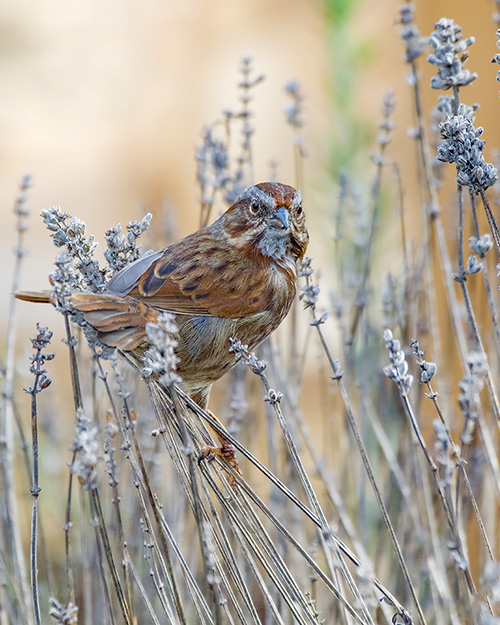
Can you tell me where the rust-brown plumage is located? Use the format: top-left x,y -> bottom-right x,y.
17,182 -> 309,411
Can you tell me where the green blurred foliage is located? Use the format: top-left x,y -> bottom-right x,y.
324,0 -> 376,175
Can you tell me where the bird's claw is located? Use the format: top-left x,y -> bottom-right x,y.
199,441 -> 241,486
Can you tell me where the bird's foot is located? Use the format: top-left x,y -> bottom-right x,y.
199,438 -> 241,486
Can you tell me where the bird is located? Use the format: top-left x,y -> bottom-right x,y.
17,182 -> 309,473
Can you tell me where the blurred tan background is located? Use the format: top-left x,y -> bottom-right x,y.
2,0 -> 500,357
3,0 -> 500,596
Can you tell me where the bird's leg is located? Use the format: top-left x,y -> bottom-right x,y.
199,410 -> 241,481
189,389 -> 241,481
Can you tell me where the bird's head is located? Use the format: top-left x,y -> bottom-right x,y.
222,182 -> 309,264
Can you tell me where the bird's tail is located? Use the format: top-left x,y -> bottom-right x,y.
15,290 -> 158,351
70,292 -> 158,351
15,290 -> 52,303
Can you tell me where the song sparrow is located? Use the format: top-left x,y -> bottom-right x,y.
17,182 -> 308,467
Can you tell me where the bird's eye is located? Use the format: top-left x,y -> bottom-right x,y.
250,199 -> 260,215
296,205 -> 303,215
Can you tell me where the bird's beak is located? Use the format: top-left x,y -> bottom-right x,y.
271,205 -> 289,229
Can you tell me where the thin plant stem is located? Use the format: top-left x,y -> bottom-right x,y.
89,491 -> 116,625
139,356 -> 411,622
480,189 -> 500,259
103,355 -> 189,625
90,487 -> 132,625
1,177 -> 33,625
468,190 -> 500,359
396,390 -> 476,598
453,187 -> 500,516
155,382 -> 222,625
349,139 -> 386,343
104,429 -> 135,623
247,369 -> 374,625
126,553 -> 162,625
64,314 -> 83,411
407,56 -> 468,367
62,314 -> 83,607
413,345 -> 499,573
29,382 -> 41,625
302,283 -> 423,624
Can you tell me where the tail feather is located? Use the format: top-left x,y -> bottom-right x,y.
70,292 -> 159,350
83,310 -> 144,331
14,290 -> 51,304
97,326 -> 151,351
15,290 -> 159,351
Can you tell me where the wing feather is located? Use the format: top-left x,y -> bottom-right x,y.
113,228 -> 276,318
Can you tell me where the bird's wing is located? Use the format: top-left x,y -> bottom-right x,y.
105,250 -> 164,295
119,230 -> 273,318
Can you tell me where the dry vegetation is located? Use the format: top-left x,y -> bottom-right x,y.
3,4 -> 500,624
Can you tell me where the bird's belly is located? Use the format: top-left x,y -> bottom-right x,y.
174,308 -> 286,386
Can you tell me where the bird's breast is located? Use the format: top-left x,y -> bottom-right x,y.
173,262 -> 297,385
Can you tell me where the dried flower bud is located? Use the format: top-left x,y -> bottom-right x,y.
383,329 -> 413,395
229,338 -> 267,375
438,111 -> 497,193
143,313 -> 182,387
464,255 -> 483,275
469,233 -> 492,256
428,18 -> 477,90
